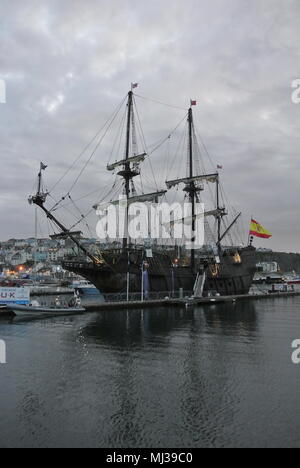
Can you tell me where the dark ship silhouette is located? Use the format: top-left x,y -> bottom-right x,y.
29,87 -> 256,297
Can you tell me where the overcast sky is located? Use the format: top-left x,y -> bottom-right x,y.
0,0 -> 300,252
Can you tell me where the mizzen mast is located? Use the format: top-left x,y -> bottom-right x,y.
166,104 -> 229,270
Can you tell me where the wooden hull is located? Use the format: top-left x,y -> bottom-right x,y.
63,247 -> 256,297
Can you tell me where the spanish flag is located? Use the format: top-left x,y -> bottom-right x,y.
250,219 -> 272,239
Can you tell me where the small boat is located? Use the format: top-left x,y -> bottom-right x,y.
8,303 -> 86,317
71,279 -> 104,297
0,305 -> 9,313
286,277 -> 300,285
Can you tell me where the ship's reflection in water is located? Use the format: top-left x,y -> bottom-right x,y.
78,302 -> 259,448
82,301 -> 258,346
1,298 -> 300,448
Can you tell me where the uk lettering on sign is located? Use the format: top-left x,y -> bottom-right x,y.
0,287 -> 30,305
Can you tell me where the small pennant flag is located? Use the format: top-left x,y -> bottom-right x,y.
190,100 -> 197,106
250,219 -> 272,239
217,164 -> 223,169
131,83 -> 138,89
40,162 -> 47,171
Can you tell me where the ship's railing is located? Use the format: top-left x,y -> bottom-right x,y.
102,290 -> 193,303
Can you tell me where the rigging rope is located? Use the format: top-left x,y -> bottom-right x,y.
108,103 -> 127,165
68,195 -> 86,222
132,96 -> 158,191
66,103 -> 127,196
68,178 -> 120,232
48,193 -> 80,221
193,124 -> 244,245
69,209 -> 94,232
48,94 -> 127,195
148,114 -> 187,157
53,184 -> 112,211
168,120 -> 188,176
134,93 -> 188,111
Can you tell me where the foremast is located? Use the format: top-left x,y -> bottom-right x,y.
29,165 -> 100,265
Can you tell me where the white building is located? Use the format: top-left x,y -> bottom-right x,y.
256,262 -> 279,273
10,252 -> 27,266
47,249 -> 59,262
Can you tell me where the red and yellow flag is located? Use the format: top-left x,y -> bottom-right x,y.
250,219 -> 272,239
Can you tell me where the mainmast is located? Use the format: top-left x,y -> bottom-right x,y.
216,176 -> 221,245
186,107 -> 197,272
118,90 -> 141,250
104,87 -> 167,252
124,91 -> 133,250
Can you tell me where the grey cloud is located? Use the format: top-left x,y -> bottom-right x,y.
0,0 -> 300,250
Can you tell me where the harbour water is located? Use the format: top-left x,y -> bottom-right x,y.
0,296 -> 300,448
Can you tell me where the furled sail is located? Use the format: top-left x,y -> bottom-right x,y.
94,190 -> 167,211
166,173 -> 219,189
164,208 -> 227,226
107,153 -> 147,171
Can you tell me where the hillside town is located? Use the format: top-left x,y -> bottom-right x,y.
0,237 -> 101,279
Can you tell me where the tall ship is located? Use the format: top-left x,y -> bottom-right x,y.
29,87 -> 256,297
